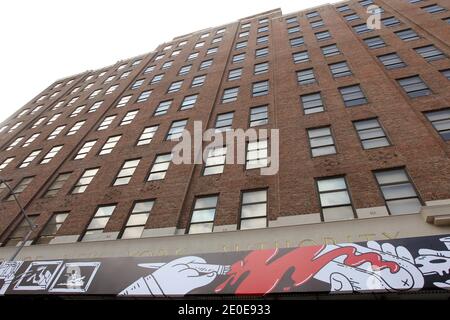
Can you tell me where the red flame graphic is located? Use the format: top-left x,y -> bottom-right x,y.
215,245 -> 399,295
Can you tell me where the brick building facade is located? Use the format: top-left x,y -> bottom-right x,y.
0,0 -> 449,263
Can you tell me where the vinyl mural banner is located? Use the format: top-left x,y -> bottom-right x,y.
0,234 -> 449,297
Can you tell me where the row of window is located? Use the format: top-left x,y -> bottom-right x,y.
2,165 -> 423,246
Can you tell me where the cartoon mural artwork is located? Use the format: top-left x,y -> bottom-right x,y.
0,261 -> 23,294
49,262 -> 101,293
0,234 -> 448,296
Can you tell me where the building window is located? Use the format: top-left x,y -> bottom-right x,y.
337,4 -> 351,12
250,105 -> 268,127
105,85 -> 118,95
222,87 -> 239,103
43,173 -> 71,198
297,68 -> 316,85
382,17 -> 401,27
364,36 -> 386,49
154,100 -> 172,116
19,150 -> 41,168
252,81 -> 269,97
72,168 -> 99,194
120,71 -> 131,79
113,159 -> 141,186
286,17 -> 298,24
97,116 -> 116,130
329,61 -> 352,77
99,135 -> 121,155
23,133 -> 40,148
306,11 -> 320,18
81,205 -> 116,241
167,80 -> 183,93
359,0 -> 374,6
241,22 -> 251,29
339,84 -> 368,107
116,95 -> 132,108
47,126 -> 65,140
246,140 -> 268,169
232,53 -> 245,63
255,47 -> 269,58
32,117 -> 46,128
374,168 -> 422,215
258,25 -> 269,33
290,37 -> 304,47
395,29 -> 420,41
228,68 -> 242,81
148,153 -> 172,181
422,4 -> 447,14
161,61 -> 173,70
353,23 -> 372,34
67,120 -> 86,135
301,92 -> 324,114
378,53 -> 406,69
40,146 -> 63,164
180,94 -> 198,110
199,59 -> 213,70
256,35 -> 269,44
120,110 -> 139,126
6,177 -> 34,201
195,42 -> 205,49
441,69 -> 450,80
215,112 -> 234,132
7,137 -> 24,150
212,37 -> 222,44
0,157 -> 14,171
88,101 -> 103,113
397,75 -> 431,98
316,177 -> 354,222
414,45 -> 446,62
151,74 -> 164,84
254,62 -> 269,75
424,108 -> 450,140
310,20 -> 324,29
120,201 -> 154,239
259,17 -> 269,24
239,189 -> 267,230
345,13 -> 360,21
166,119 -> 188,140
171,50 -> 181,57
188,196 -> 218,234
3,215 -> 38,246
308,126 -> 336,157
47,113 -> 61,125
203,146 -> 227,176
216,28 -> 226,34
178,65 -> 192,76
288,26 -> 301,34
137,126 -> 158,146
239,31 -> 249,38
88,89 -> 101,99
191,75 -> 206,87
74,140 -> 96,160
131,79 -> 144,90
70,105 -> 85,117
206,47 -> 218,55
354,118 -> 391,149
137,90 -> 152,103
316,31 -> 331,41
235,41 -> 247,50
35,212 -> 68,244
293,51 -> 309,63
322,44 -> 340,57
187,52 -> 199,61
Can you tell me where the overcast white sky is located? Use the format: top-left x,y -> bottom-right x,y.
0,0 -> 335,124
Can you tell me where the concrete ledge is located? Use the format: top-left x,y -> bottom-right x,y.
141,227 -> 176,238
421,204 -> 450,226
214,224 -> 237,232
356,206 -> 389,219
81,232 -> 119,243
426,199 -> 450,206
49,235 -> 80,245
269,213 -> 321,227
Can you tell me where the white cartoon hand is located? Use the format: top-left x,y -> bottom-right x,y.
147,256 -> 217,296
